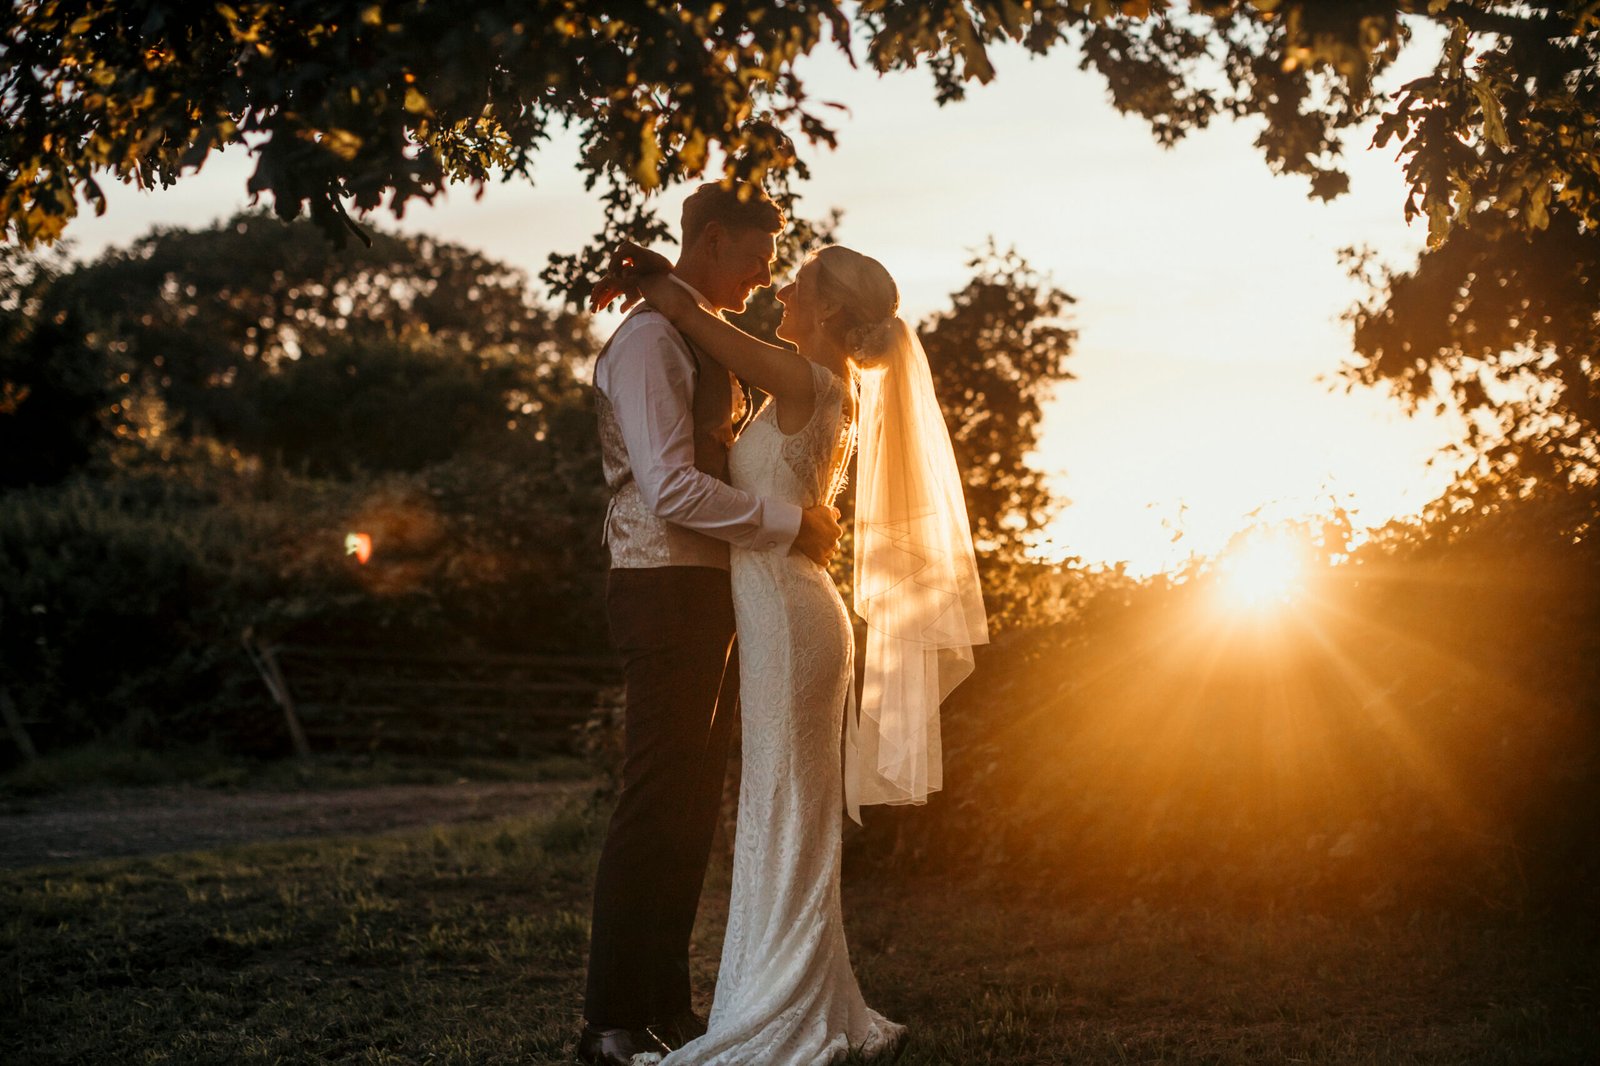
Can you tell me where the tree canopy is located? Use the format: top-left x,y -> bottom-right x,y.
4,0 -> 1597,503
6,3 -> 1592,249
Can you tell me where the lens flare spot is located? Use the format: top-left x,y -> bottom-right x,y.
345,531 -> 373,565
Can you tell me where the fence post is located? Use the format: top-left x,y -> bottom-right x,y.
0,685 -> 38,762
243,628 -> 311,759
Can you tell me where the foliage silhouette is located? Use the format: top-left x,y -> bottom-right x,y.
0,243 -> 107,487
9,1 -> 1549,251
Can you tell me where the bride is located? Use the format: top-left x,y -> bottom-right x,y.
593,241 -> 988,1065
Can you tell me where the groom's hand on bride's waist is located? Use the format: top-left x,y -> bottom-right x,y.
793,505 -> 843,567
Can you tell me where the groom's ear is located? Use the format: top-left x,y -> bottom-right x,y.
686,220 -> 725,258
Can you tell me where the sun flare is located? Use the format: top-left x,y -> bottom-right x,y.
1216,534 -> 1305,610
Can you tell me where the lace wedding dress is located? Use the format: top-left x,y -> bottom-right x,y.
659,360 -> 904,1066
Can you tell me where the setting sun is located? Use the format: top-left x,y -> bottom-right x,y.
1215,534 -> 1306,610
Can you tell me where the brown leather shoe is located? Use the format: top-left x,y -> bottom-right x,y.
574,1024 -> 669,1065
648,1009 -> 708,1050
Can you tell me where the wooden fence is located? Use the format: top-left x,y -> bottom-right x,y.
243,631 -> 621,757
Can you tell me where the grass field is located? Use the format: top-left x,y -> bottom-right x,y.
0,744 -> 596,798
3,794 -> 1596,1064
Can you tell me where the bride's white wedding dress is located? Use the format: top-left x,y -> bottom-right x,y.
660,359 -> 904,1066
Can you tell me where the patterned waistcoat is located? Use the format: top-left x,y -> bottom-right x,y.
595,309 -> 747,569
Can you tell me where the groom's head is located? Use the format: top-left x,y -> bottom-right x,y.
675,181 -> 785,314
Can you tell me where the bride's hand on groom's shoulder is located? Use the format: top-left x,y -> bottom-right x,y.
588,241 -> 675,314
587,270 -> 639,315
610,240 -> 673,277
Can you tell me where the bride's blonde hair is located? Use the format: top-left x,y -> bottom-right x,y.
808,245 -> 901,366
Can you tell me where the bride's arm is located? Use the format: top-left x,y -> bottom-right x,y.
595,243 -> 814,407
645,276 -> 814,406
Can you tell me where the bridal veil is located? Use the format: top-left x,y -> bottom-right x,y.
845,317 -> 989,823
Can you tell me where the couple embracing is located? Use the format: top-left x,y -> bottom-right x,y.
577,181 -> 988,1066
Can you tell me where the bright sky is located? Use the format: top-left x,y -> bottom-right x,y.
59,33 -> 1463,576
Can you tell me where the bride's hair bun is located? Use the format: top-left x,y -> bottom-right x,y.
809,246 -> 901,367
845,316 -> 902,368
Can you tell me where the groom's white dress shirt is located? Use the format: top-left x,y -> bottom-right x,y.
594,282 -> 801,569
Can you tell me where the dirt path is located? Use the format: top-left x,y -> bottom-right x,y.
0,779 -> 597,870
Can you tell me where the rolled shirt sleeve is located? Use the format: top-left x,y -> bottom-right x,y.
597,314 -> 802,554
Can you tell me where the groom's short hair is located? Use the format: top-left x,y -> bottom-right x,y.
681,181 -> 785,243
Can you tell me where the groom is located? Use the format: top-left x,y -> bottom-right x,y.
578,181 -> 843,1066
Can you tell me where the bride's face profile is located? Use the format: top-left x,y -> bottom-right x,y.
773,262 -> 820,349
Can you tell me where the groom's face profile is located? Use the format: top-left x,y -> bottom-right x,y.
703,224 -> 778,313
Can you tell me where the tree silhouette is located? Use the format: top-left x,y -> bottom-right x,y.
924,243 -> 1077,558
11,211 -> 593,477
922,244 -> 1078,627
0,244 -> 107,487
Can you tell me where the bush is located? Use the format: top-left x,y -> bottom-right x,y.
0,475 -> 280,749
